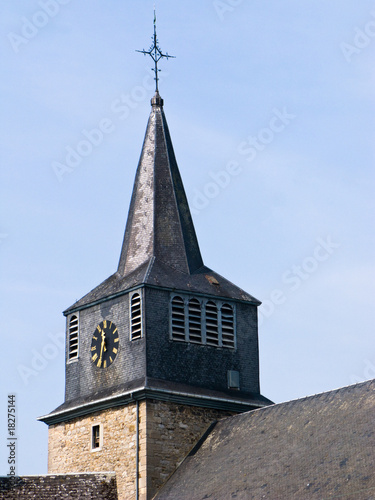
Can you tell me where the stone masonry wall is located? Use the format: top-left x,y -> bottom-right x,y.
48,402 -> 146,500
145,401 -> 234,499
47,400 -> 235,500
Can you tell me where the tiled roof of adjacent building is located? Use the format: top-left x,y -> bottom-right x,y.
64,93 -> 260,315
0,473 -> 118,499
155,379 -> 375,500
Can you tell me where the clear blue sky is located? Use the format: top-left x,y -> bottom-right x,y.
1,1 -> 374,475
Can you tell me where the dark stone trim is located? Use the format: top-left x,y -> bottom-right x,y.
38,387 -> 266,425
63,284 -> 146,316
188,421 -> 218,457
64,283 -> 260,316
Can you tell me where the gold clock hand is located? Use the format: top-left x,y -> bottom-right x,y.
102,330 -> 107,352
99,332 -> 105,361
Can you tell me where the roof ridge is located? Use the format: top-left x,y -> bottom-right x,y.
144,256 -> 156,282
218,378 -> 375,422
16,472 -> 116,478
159,107 -> 190,274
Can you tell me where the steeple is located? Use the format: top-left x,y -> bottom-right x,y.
63,92 -> 259,314
64,92 -> 260,314
63,17 -> 260,314
39,18 -> 270,500
118,92 -> 203,277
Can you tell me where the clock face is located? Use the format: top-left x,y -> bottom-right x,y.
90,320 -> 119,368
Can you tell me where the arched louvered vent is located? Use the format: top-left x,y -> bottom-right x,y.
188,298 -> 202,343
68,315 -> 79,360
171,296 -> 185,341
221,304 -> 235,348
170,294 -> 236,349
205,301 -> 219,346
131,293 -> 142,340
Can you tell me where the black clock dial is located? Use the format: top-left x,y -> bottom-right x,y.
90,320 -> 119,368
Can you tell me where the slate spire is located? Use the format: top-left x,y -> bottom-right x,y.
63,93 -> 260,314
117,93 -> 204,277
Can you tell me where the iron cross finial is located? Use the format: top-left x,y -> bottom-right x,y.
136,9 -> 175,93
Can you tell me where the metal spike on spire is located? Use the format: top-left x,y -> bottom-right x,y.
136,9 -> 175,93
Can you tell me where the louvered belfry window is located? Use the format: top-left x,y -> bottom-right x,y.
130,293 -> 142,340
205,301 -> 219,346
170,294 -> 236,348
188,298 -> 202,343
68,315 -> 79,360
171,296 -> 186,341
221,304 -> 235,348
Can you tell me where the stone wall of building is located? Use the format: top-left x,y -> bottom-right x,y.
47,400 -> 234,500
48,402 -> 145,500
145,400 -> 234,499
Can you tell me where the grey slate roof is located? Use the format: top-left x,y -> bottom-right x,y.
155,379 -> 375,500
118,92 -> 203,277
0,473 -> 117,499
64,93 -> 260,314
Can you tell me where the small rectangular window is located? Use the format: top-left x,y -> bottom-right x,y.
91,424 -> 102,451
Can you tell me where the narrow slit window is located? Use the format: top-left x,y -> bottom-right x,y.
188,298 -> 202,343
171,296 -> 185,341
205,301 -> 219,346
130,293 -> 142,340
221,304 -> 235,348
68,315 -> 79,361
91,424 -> 101,450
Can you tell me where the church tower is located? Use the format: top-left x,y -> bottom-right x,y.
39,22 -> 271,500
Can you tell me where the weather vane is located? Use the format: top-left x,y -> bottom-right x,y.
136,9 -> 175,93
